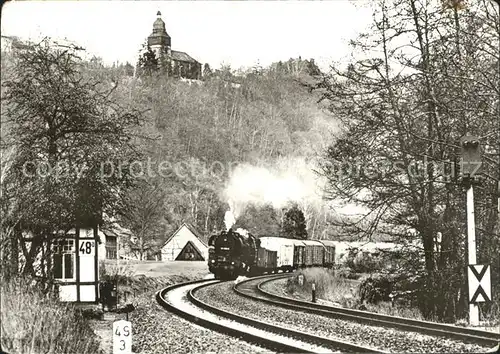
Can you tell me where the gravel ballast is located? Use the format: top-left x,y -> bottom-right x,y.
165,281 -> 331,353
129,292 -> 270,354
195,281 -> 492,353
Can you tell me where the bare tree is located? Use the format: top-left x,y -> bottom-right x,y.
315,0 -> 499,320
121,179 -> 165,260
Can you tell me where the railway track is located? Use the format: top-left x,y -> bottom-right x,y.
156,278 -> 386,353
234,273 -> 500,348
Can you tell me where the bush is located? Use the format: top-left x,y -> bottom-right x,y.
344,250 -> 384,274
1,276 -> 102,354
358,275 -> 393,304
286,268 -> 336,297
335,266 -> 361,280
286,267 -> 362,306
99,260 -> 135,284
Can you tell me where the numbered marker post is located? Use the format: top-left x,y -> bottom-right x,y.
113,320 -> 132,354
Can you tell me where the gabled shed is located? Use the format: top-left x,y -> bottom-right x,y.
161,223 -> 208,261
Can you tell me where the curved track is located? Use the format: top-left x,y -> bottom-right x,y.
234,274 -> 500,347
157,278 -> 385,353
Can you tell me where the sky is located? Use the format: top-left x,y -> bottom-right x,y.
1,1 -> 374,71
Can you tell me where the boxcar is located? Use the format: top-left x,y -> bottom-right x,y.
302,240 -> 325,266
291,240 -> 306,269
302,240 -> 314,266
256,247 -> 277,272
259,237 -> 295,271
319,240 -> 336,268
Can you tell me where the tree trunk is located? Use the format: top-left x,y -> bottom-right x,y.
205,202 -> 211,235
311,216 -> 318,239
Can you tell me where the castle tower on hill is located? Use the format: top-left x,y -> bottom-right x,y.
146,11 -> 201,80
148,11 -> 171,58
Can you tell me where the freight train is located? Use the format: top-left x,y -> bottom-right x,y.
207,228 -> 336,280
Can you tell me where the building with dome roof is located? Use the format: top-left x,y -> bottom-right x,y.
145,11 -> 202,80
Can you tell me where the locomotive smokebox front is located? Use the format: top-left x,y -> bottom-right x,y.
207,228 -> 257,280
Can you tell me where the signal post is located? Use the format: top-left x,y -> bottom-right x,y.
459,135 -> 492,325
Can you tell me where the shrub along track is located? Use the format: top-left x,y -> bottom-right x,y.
235,274 -> 500,350
156,278 -> 385,353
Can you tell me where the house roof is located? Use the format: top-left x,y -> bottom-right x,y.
162,222 -> 208,248
171,50 -> 199,64
101,228 -> 118,238
101,223 -> 133,238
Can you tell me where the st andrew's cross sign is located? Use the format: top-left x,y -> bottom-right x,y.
467,265 -> 492,303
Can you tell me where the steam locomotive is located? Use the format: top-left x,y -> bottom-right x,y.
207,228 -> 336,280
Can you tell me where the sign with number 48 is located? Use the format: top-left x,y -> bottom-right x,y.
79,240 -> 95,256
113,320 -> 132,354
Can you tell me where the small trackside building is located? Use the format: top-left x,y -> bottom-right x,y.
161,223 -> 208,261
52,226 -> 100,302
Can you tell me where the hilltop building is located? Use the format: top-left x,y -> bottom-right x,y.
145,11 -> 202,80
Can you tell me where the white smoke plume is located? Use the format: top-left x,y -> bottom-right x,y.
224,209 -> 236,231
223,158 -> 325,222
235,228 -> 249,237
223,208 -> 250,236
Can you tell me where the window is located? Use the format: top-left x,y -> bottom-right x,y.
106,247 -> 117,259
52,239 -> 75,280
107,237 -> 117,247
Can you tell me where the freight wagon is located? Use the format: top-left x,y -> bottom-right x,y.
259,237 -> 295,271
302,240 -> 325,266
320,240 -> 336,268
256,247 -> 277,273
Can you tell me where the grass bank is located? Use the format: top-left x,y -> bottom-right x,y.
285,268 -> 424,320
1,276 -> 102,354
99,260 -> 211,300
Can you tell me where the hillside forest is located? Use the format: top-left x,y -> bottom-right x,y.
1,0 -> 499,322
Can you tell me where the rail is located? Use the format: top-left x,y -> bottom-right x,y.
233,274 -> 500,347
157,277 -> 385,353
